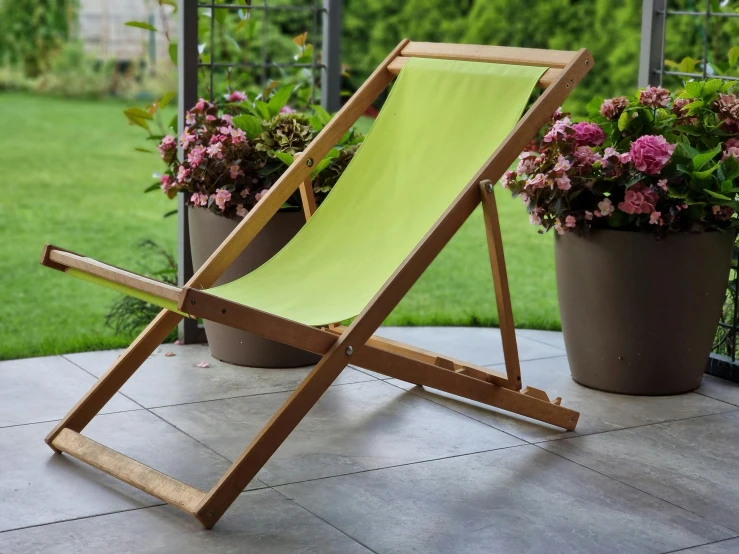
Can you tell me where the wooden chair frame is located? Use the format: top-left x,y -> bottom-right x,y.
40,40 -> 593,529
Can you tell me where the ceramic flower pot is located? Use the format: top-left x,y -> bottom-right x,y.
188,206 -> 321,368
555,229 -> 734,395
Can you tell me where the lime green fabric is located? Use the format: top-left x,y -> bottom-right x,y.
66,268 -> 186,316
208,58 -> 545,325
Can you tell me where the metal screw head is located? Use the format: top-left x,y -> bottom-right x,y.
345,346 -> 354,356
481,179 -> 494,193
221,308 -> 227,314
190,299 -> 196,305
306,158 -> 314,167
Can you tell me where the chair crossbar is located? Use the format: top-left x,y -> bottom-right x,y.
401,42 -> 575,68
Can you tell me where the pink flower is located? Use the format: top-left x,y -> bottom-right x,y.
672,97 -> 690,118
206,142 -> 224,160
638,86 -> 670,108
187,144 -> 206,166
240,188 -> 250,198
618,184 -> 658,215
519,192 -> 531,206
205,114 -> 217,122
565,215 -> 577,228
656,179 -> 668,192
254,189 -> 269,202
229,164 -> 243,179
236,204 -> 247,217
595,198 -> 614,217
529,211 -> 542,225
180,130 -> 197,149
584,210 -> 593,221
501,170 -> 516,189
714,94 -> 739,120
542,116 -> 573,143
551,107 -> 564,120
228,90 -> 247,102
553,155 -> 571,173
572,122 -> 605,147
185,112 -> 197,126
160,174 -> 174,193
193,98 -> 208,112
220,114 -> 233,124
230,128 -> 247,144
600,96 -> 629,120
213,188 -> 231,211
516,151 -> 538,176
525,173 -> 547,190
176,166 -> 191,183
218,125 -> 233,136
573,146 -> 601,167
190,192 -> 208,206
280,105 -> 296,114
555,175 -> 571,190
629,135 -> 675,175
553,220 -> 565,235
723,138 -> 739,161
649,211 -> 662,225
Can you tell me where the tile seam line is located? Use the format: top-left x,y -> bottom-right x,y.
660,535 -> 739,554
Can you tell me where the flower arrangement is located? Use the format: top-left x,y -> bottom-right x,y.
152,87 -> 363,219
503,80 -> 739,236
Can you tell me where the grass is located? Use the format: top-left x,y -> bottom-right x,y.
0,93 -> 560,361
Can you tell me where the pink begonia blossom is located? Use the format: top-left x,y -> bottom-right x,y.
220,113 -> 233,124
529,211 -> 542,225
649,211 -> 662,225
206,142 -> 224,160
205,114 -> 217,122
723,138 -> 739,161
573,146 -> 601,167
516,151 -> 539,176
236,205 -> 247,217
553,220 -> 565,235
501,170 -> 516,189
629,135 -> 675,175
638,86 -> 670,108
193,98 -> 207,112
280,105 -> 296,114
158,134 -> 176,152
255,189 -> 269,201
229,164 -> 243,179
185,112 -> 197,126
228,91 -> 247,102
180,130 -> 197,149
230,128 -> 247,144
519,192 -> 531,206
219,125 -> 233,135
584,211 -> 593,220
195,361 -> 211,368
600,96 -> 629,120
160,174 -> 174,192
526,173 -> 547,190
190,192 -> 208,206
656,179 -> 668,191
572,122 -> 605,147
240,188 -> 250,198
565,215 -> 577,228
555,175 -> 571,190
176,166 -> 190,183
213,188 -> 231,211
187,144 -> 206,166
551,107 -> 564,120
542,116 -> 573,143
553,155 -> 571,173
595,198 -> 614,217
618,184 -> 658,215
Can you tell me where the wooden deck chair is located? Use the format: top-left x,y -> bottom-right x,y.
40,40 -> 593,528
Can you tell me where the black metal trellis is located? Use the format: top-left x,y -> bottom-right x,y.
176,0 -> 343,343
639,0 -> 739,381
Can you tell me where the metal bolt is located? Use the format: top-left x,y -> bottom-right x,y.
208,510 -> 214,516
306,158 -> 314,167
345,346 -> 354,356
190,299 -> 196,305
481,179 -> 493,193
585,59 -> 589,65
221,308 -> 227,314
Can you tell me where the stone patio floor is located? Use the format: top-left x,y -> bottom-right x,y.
2,327 -> 739,553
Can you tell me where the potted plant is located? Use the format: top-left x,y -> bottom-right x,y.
153,89 -> 363,367
503,80 -> 739,394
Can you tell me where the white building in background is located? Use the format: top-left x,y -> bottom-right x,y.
77,0 -> 177,62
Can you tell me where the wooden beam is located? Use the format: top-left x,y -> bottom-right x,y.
295,153 -> 318,221
401,42 -> 574,68
52,429 -> 206,514
47,249 -> 182,303
387,57 -> 561,88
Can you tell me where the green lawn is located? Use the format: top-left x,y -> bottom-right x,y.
0,93 -> 560,361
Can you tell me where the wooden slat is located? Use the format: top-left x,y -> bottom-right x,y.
295,153 -> 318,221
387,56 -> 561,88
52,429 -> 206,514
48,249 -> 181,303
401,42 -> 574,68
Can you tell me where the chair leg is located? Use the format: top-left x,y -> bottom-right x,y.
45,310 -> 183,450
193,337 -> 355,528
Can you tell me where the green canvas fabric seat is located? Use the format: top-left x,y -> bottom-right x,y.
206,58 -> 545,325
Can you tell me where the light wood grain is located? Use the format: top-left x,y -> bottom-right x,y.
387,57 -> 561,88
52,429 -> 206,513
48,249 -> 181,303
401,42 -> 574,68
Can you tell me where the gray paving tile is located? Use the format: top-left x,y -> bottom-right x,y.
0,488 -> 371,553
697,374 -> 739,407
0,410 -> 249,532
515,328 -> 567,350
279,445 -> 733,554
374,326 -> 564,366
542,410 -> 739,532
65,344 -> 377,408
671,538 -> 739,553
388,356 -> 737,442
154,380 -> 524,486
0,356 -> 139,428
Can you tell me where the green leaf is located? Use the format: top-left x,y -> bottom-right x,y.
308,115 -> 324,132
617,110 -> 630,131
693,164 -> 721,180
722,155 -> 739,181
311,104 -> 332,125
124,107 -> 153,120
163,209 -> 178,219
169,114 -> 178,132
169,42 -> 178,66
125,21 -> 157,32
214,7 -> 227,25
158,91 -> 175,109
704,189 -> 732,201
267,86 -> 293,117
703,79 -> 724,97
272,151 -> 295,166
232,114 -> 262,139
254,100 -> 270,120
159,0 -> 177,8
607,210 -> 631,227
144,182 -> 161,193
729,46 -> 739,68
684,80 -> 703,98
586,96 -> 604,118
134,147 -> 154,153
692,145 -> 722,169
